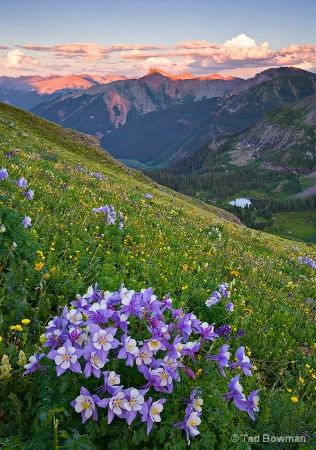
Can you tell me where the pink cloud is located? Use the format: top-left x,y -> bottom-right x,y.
20,43 -> 166,61
4,35 -> 316,77
3,49 -> 41,70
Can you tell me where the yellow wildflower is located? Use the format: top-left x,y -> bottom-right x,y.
21,319 -> 31,325
291,397 -> 298,403
34,262 -> 44,271
299,377 -> 305,384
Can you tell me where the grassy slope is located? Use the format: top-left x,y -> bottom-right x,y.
0,103 -> 315,448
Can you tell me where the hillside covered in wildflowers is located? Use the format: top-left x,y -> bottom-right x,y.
0,103 -> 315,449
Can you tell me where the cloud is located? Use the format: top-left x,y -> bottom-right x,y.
7,35 -> 316,77
3,49 -> 41,69
20,43 -> 166,61
0,46 -> 9,50
133,56 -> 195,74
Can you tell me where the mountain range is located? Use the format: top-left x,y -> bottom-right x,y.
1,66 -> 316,176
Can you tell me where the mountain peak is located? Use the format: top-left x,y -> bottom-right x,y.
146,68 -> 173,77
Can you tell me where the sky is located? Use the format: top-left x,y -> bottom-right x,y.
1,0 -> 316,80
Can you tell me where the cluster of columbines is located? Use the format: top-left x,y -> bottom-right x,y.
23,283 -> 260,445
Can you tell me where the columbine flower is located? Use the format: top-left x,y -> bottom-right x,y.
23,189 -> 34,200
174,405 -> 201,445
147,338 -> 162,353
189,389 -> 204,412
12,177 -> 28,188
86,326 -> 119,360
144,193 -> 153,199
195,322 -> 218,342
22,215 -> 32,228
226,302 -> 234,313
123,388 -> 145,425
135,347 -> 153,369
205,291 -> 221,307
23,352 -> 46,375
84,351 -> 106,378
48,342 -> 82,376
207,344 -> 230,377
66,309 -> 83,326
107,389 -> 126,423
244,389 -> 260,420
229,346 -> 253,376
152,367 -> 173,392
0,168 -> 9,181
141,398 -> 166,434
70,387 -> 103,423
222,375 -> 246,411
118,334 -> 138,366
181,341 -> 201,364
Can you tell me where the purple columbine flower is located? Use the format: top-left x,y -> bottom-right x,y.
84,351 -> 107,378
85,302 -> 114,325
85,325 -> 120,361
226,301 -> 234,313
0,168 -> 9,181
144,193 -> 153,199
120,290 -> 143,318
117,334 -> 138,366
207,344 -> 230,377
205,290 -> 221,307
123,388 -> 146,425
23,352 -> 46,375
47,342 -> 82,376
12,177 -> 28,188
151,367 -> 173,393
181,341 -> 201,365
22,215 -> 32,228
135,346 -> 153,371
218,282 -> 230,298
70,386 -> 104,423
174,404 -> 201,445
195,322 -> 218,342
244,389 -> 261,420
189,389 -> 204,412
107,388 -> 127,424
141,398 -> 166,434
176,313 -> 195,342
95,370 -> 121,395
222,374 -> 246,412
229,346 -> 253,376
23,189 -> 34,200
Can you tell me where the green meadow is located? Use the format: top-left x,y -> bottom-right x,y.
0,103 -> 315,449
266,211 -> 316,243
